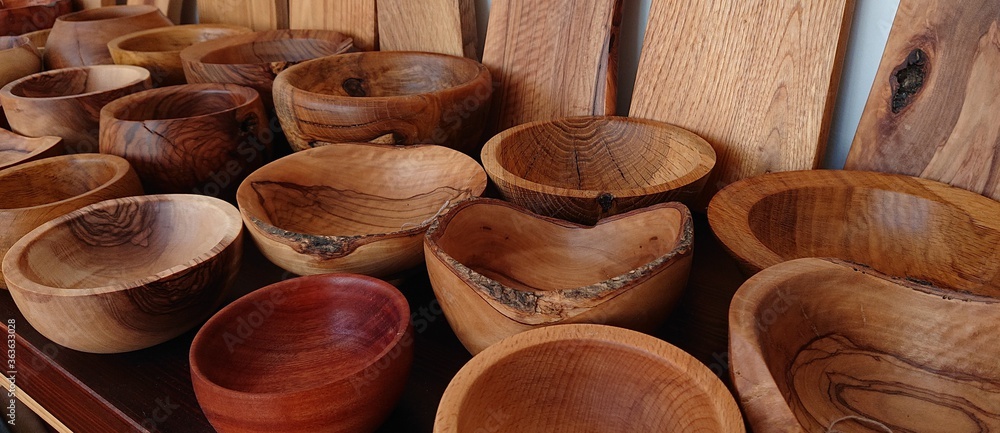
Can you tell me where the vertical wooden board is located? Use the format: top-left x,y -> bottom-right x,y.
198,0 -> 288,31
482,0 -> 622,133
846,0 -> 1000,200
127,0 -> 184,23
631,0 -> 853,207
378,0 -> 477,59
289,0 -> 376,51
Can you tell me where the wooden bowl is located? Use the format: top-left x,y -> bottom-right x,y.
190,273 -> 412,433
708,170 -> 1000,296
0,154 -> 142,289
482,116 -> 716,225
273,51 -> 492,154
107,24 -> 252,87
21,28 -> 48,56
0,36 -> 41,90
424,199 -> 694,354
729,258 -> 1000,432
237,143 -> 487,279
0,128 -> 63,171
100,83 -> 269,196
181,29 -> 353,108
0,0 -> 72,36
45,5 -> 172,69
435,324 -> 744,432
3,194 -> 243,353
0,65 -> 151,154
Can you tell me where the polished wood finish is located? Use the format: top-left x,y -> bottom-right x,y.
289,0 -> 376,51
378,0 -> 477,58
274,51 -> 492,153
481,116 -> 715,225
632,0 -> 853,208
0,35 -> 42,93
0,0 -> 72,36
198,0 -> 288,31
0,65 -> 151,154
45,5 -> 173,69
435,324 -> 744,432
108,24 -> 252,87
125,0 -> 184,24
4,194 -> 243,354
191,273 -> 413,433
0,128 -> 63,171
846,0 -> 1000,201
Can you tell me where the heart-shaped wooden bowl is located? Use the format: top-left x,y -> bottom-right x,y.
0,0 -> 72,37
45,5 -> 172,69
424,199 -> 693,354
0,128 -> 63,171
273,51 -> 492,154
435,324 -> 744,432
190,273 -> 412,433
3,194 -> 242,353
108,24 -> 252,87
730,258 -> 1000,432
237,143 -> 487,279
482,116 -> 716,225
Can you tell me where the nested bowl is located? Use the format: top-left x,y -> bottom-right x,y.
482,116 -> 716,225
273,51 -> 492,154
108,24 -> 252,87
424,199 -> 693,354
0,0 -> 72,36
730,258 -> 1000,432
3,194 -> 243,353
190,273 -> 413,433
45,5 -> 172,69
0,128 -> 63,171
237,143 -> 487,279
435,324 -> 744,432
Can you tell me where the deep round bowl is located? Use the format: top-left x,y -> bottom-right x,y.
273,51 -> 492,153
0,0 -> 72,37
45,5 -> 173,69
482,116 -> 716,225
190,273 -> 413,433
435,324 -> 744,432
108,24 -> 252,86
0,128 -> 63,171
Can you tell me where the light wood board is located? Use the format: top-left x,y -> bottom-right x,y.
377,0 -> 477,58
288,0 -> 376,51
127,0 -> 185,24
198,0 -> 288,31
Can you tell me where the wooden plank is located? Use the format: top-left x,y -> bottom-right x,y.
377,0 -> 477,59
126,0 -> 185,24
288,0 -> 377,51
198,0 -> 288,31
845,0 -> 1000,200
631,0 -> 854,207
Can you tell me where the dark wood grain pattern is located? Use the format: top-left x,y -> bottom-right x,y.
289,0 -> 376,51
0,0 -> 72,36
0,128 -> 62,171
378,0 -> 478,58
108,24 -> 252,87
45,5 -> 172,69
0,36 -> 41,90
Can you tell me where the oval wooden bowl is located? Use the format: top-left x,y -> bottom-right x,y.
45,5 -> 172,69
0,65 -> 151,154
190,273 -> 413,433
730,258 -> 1000,433
237,143 -> 487,279
482,116 -> 716,225
273,51 -> 492,154
0,36 -> 41,90
0,128 -> 63,171
708,170 -> 1000,296
424,199 -> 693,354
0,0 -> 72,37
108,24 -> 252,87
181,29 -> 353,108
3,194 -> 242,353
100,83 -> 269,196
435,324 -> 744,432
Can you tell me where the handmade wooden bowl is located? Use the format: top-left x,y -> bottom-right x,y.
708,170 -> 1000,295
107,24 -> 252,87
424,199 -> 693,354
100,83 -> 269,196
482,116 -> 716,225
237,143 -> 487,279
435,324 -> 744,432
273,51 -> 492,154
21,28 -> 48,56
3,194 -> 242,353
0,128 -> 62,171
190,273 -> 413,433
0,36 -> 41,90
0,154 -> 142,290
0,65 -> 151,154
730,258 -> 1000,432
45,5 -> 172,69
0,0 -> 72,36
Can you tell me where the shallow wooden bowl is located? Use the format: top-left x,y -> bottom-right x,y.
482,116 -> 716,225
730,258 -> 1000,432
237,143 -> 487,279
0,128 -> 63,171
190,273 -> 412,433
708,170 -> 1000,295
273,51 -> 492,153
424,199 -> 693,354
0,0 -> 72,36
108,24 -> 252,87
45,5 -> 172,69
0,65 -> 151,154
3,194 -> 242,353
435,324 -> 744,432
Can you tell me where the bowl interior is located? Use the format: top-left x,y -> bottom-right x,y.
9,67 -> 147,98
0,36 -> 28,50
0,0 -> 56,9
0,156 -> 118,209
115,27 -> 244,53
288,53 -> 483,97
199,38 -> 347,65
109,87 -> 251,121
57,5 -> 152,22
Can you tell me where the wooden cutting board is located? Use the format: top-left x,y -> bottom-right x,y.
631,0 -> 854,207
126,0 -> 184,24
378,0 -> 477,58
288,0 -> 377,51
846,0 -> 1000,201
482,0 -> 622,133
198,0 -> 288,31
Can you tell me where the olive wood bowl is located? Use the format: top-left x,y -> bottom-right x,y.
107,24 -> 252,87
3,194 -> 243,353
0,36 -> 42,91
730,258 -> 1000,432
424,199 -> 693,354
237,143 -> 487,279
0,0 -> 72,37
482,116 -> 716,225
435,324 -> 744,432
21,28 -> 48,57
273,51 -> 492,154
0,128 -> 63,171
45,5 -> 172,69
190,273 -> 413,433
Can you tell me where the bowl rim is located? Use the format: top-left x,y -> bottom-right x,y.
53,4 -> 159,23
100,82 -> 261,123
0,64 -> 150,101
106,24 -> 253,56
0,35 -> 32,51
179,29 -> 354,67
0,0 -> 68,11
0,128 -> 62,171
189,272 -> 412,398
0,153 -> 131,212
2,194 -> 243,297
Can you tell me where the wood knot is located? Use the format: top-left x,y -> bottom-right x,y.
343,78 -> 367,97
890,48 -> 927,113
596,192 -> 615,213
